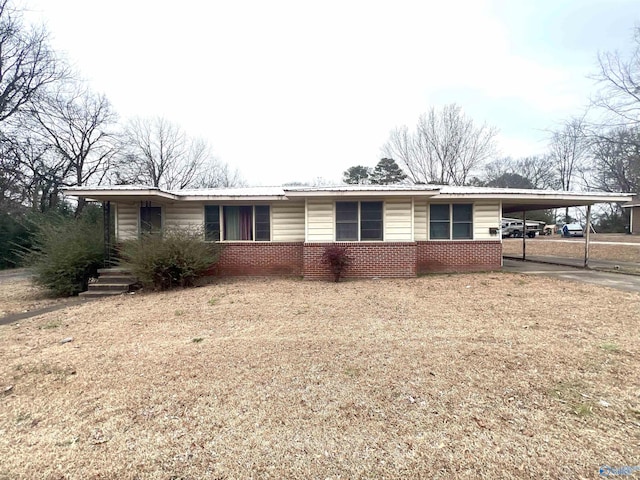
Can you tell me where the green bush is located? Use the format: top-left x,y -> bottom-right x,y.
119,228 -> 222,290
25,208 -> 105,296
0,211 -> 33,269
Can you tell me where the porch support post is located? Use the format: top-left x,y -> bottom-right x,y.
584,204 -> 591,268
103,201 -> 111,267
522,210 -> 526,261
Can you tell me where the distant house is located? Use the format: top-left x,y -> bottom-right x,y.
63,185 -> 632,279
624,195 -> 640,234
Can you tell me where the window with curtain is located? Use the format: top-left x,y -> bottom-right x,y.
224,206 -> 253,240
206,205 -> 270,241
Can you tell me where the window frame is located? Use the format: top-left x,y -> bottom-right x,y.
335,201 -> 384,242
139,204 -> 162,236
428,203 -> 474,240
204,204 -> 271,242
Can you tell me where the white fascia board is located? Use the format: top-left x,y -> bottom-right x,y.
434,193 -> 633,203
177,195 -> 289,201
285,190 -> 440,198
61,188 -> 179,200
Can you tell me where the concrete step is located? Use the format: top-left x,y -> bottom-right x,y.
97,267 -> 132,275
87,283 -> 132,292
79,290 -> 127,298
92,276 -> 137,284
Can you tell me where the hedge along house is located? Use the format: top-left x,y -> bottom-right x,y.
63,185 -> 633,280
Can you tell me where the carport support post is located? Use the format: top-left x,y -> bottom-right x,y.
522,211 -> 526,261
584,204 -> 591,268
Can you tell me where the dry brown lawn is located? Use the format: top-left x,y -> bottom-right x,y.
1,275 -> 639,479
0,278 -> 71,317
503,236 -> 640,264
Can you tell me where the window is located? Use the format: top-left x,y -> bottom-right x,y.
452,204 -> 472,239
336,201 -> 383,241
429,204 -> 450,240
204,205 -> 220,241
429,204 -> 473,240
140,205 -> 162,234
204,205 -> 270,241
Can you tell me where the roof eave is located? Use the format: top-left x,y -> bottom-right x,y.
285,190 -> 440,198
61,188 -> 179,201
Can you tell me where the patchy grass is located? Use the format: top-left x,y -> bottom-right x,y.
600,342 -> 620,353
0,275 -> 638,479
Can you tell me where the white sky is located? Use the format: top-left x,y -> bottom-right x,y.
23,0 -> 640,186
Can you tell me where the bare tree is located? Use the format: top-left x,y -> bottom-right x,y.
119,117 -> 208,189
549,117 -> 589,194
382,104 -> 498,185
592,26 -> 640,127
118,117 -> 243,190
548,117 -> 590,221
585,127 -> 640,194
0,0 -> 66,124
26,83 -> 119,213
192,160 -> 245,188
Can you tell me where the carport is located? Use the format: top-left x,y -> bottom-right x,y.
500,191 -> 633,267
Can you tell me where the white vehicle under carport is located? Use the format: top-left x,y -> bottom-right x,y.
561,223 -> 584,237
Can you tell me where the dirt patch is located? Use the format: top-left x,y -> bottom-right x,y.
503,237 -> 640,263
0,275 -> 638,479
0,279 -> 73,318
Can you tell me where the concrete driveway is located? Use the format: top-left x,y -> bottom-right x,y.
503,259 -> 640,294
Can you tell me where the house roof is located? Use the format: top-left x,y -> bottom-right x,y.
62,184 -> 634,210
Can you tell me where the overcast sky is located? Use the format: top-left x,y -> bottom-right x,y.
24,0 -> 640,186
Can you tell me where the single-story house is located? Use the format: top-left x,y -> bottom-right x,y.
63,185 -> 633,279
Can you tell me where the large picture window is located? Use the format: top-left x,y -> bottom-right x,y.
336,201 -> 383,241
429,204 -> 473,240
204,205 -> 270,241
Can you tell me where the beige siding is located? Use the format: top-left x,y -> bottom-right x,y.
306,200 -> 334,241
272,202 -> 305,241
384,198 -> 412,241
414,200 -> 427,241
474,201 -> 501,240
116,203 -> 138,241
164,203 -> 203,231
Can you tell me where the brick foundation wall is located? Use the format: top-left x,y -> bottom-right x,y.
303,242 -> 417,280
216,242 -> 304,276
417,241 -> 502,273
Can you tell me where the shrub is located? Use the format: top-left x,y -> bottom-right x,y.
321,245 -> 352,282
119,227 -> 222,290
25,208 -> 105,297
0,211 -> 32,269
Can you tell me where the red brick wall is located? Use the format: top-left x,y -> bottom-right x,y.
303,242 -> 417,280
213,241 -> 502,278
417,241 -> 502,273
216,242 -> 304,276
